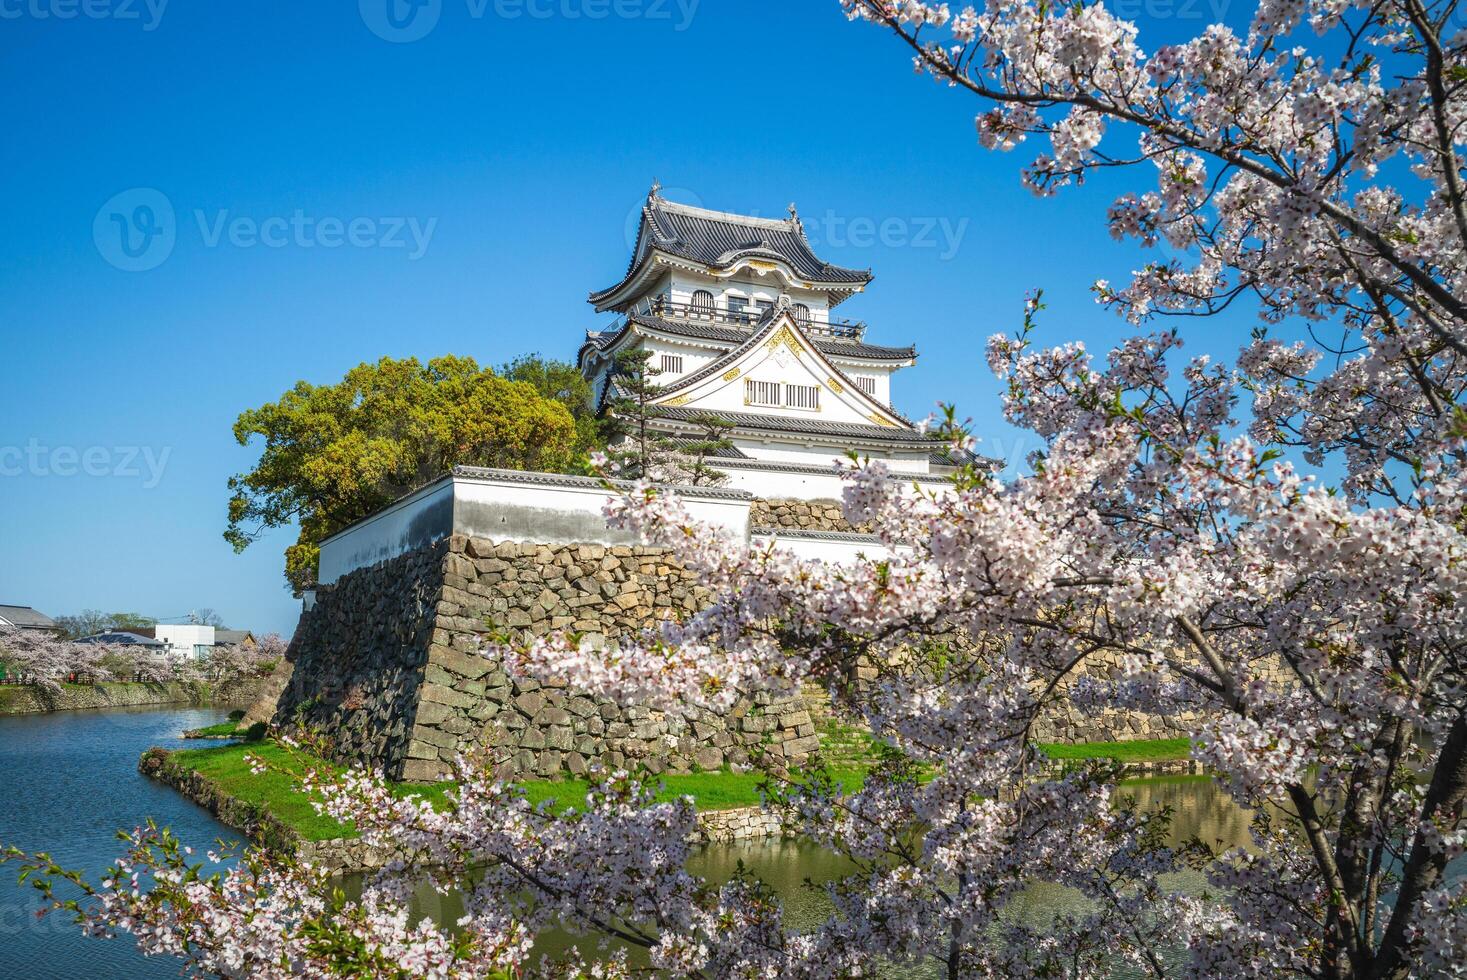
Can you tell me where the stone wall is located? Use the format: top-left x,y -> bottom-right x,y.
0,678 -> 263,716
1031,648 -> 1202,743
750,498 -> 868,534
279,535 -> 820,782
277,543 -> 446,772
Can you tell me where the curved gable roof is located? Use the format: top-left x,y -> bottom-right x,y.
591,193 -> 873,310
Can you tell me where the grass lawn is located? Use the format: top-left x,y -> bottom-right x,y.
160,733 -> 1191,845
161,741 -> 869,842
187,720 -> 249,738
167,742 -> 455,841
523,766 -> 868,814
1037,737 -> 1192,763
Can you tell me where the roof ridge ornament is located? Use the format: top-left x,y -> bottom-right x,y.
648,178 -> 662,199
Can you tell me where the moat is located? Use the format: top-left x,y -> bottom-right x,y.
0,706 -> 1249,979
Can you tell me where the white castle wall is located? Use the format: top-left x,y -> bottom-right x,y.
318,468 -> 752,585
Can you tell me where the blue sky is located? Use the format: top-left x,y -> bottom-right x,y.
0,0 -> 1264,635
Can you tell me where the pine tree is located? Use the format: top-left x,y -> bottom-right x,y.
672,412 -> 735,486
604,347 -> 679,480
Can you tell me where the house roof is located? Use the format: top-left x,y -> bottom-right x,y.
583,312 -> 916,364
213,629 -> 255,646
651,406 -> 940,448
666,438 -> 750,459
75,630 -> 165,647
0,605 -> 57,630
591,192 -> 873,310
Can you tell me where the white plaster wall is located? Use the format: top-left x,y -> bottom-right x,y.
451,475 -> 750,547
639,336 -> 723,384
667,270 -> 830,321
825,359 -> 896,405
714,460 -> 952,500
318,480 -> 455,585
734,440 -> 932,474
751,532 -> 894,563
318,472 -> 753,584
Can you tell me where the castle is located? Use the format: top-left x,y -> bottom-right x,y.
580,185 -> 956,499
275,189 -> 962,783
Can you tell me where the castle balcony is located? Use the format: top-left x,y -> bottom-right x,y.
633,296 -> 867,343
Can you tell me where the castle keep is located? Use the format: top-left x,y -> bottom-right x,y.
276,189 -> 957,780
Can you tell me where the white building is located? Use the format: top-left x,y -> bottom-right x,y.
315,188 -> 968,586
578,187 -> 965,500
151,624 -> 216,660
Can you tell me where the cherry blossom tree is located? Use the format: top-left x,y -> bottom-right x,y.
0,626 -> 280,692
6,0 -> 1467,976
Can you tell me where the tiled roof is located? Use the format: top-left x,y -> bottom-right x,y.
0,605 -> 57,630
592,194 -> 872,305
450,465 -> 753,500
666,438 -> 750,459
75,631 -> 165,647
652,407 -> 939,447
584,313 -> 916,362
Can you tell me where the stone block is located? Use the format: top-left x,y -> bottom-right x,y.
415,700 -> 453,726
534,706 -> 572,726
514,691 -> 545,716
783,734 -> 821,757
421,684 -> 474,709
444,554 -> 477,580
402,759 -> 446,782
430,646 -> 492,680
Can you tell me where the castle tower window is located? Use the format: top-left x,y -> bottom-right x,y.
785,383 -> 820,410
745,379 -> 780,407
659,353 -> 684,374
726,295 -> 748,316
754,298 -> 774,316
793,303 -> 811,325
855,375 -> 877,395
691,289 -> 714,315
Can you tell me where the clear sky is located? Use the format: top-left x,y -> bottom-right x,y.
0,0 -> 1264,636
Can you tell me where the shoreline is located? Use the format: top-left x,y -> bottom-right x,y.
140,745 -> 794,874
141,739 -> 1205,874
0,680 -> 264,717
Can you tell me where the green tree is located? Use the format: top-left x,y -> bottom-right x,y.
603,348 -> 679,480
495,354 -> 603,460
226,355 -> 579,594
671,412 -> 735,487
53,610 -> 157,640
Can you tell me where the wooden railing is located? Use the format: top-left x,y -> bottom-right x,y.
636,296 -> 867,341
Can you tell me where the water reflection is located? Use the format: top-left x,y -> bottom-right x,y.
0,705 -> 239,980
383,774 -> 1248,978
